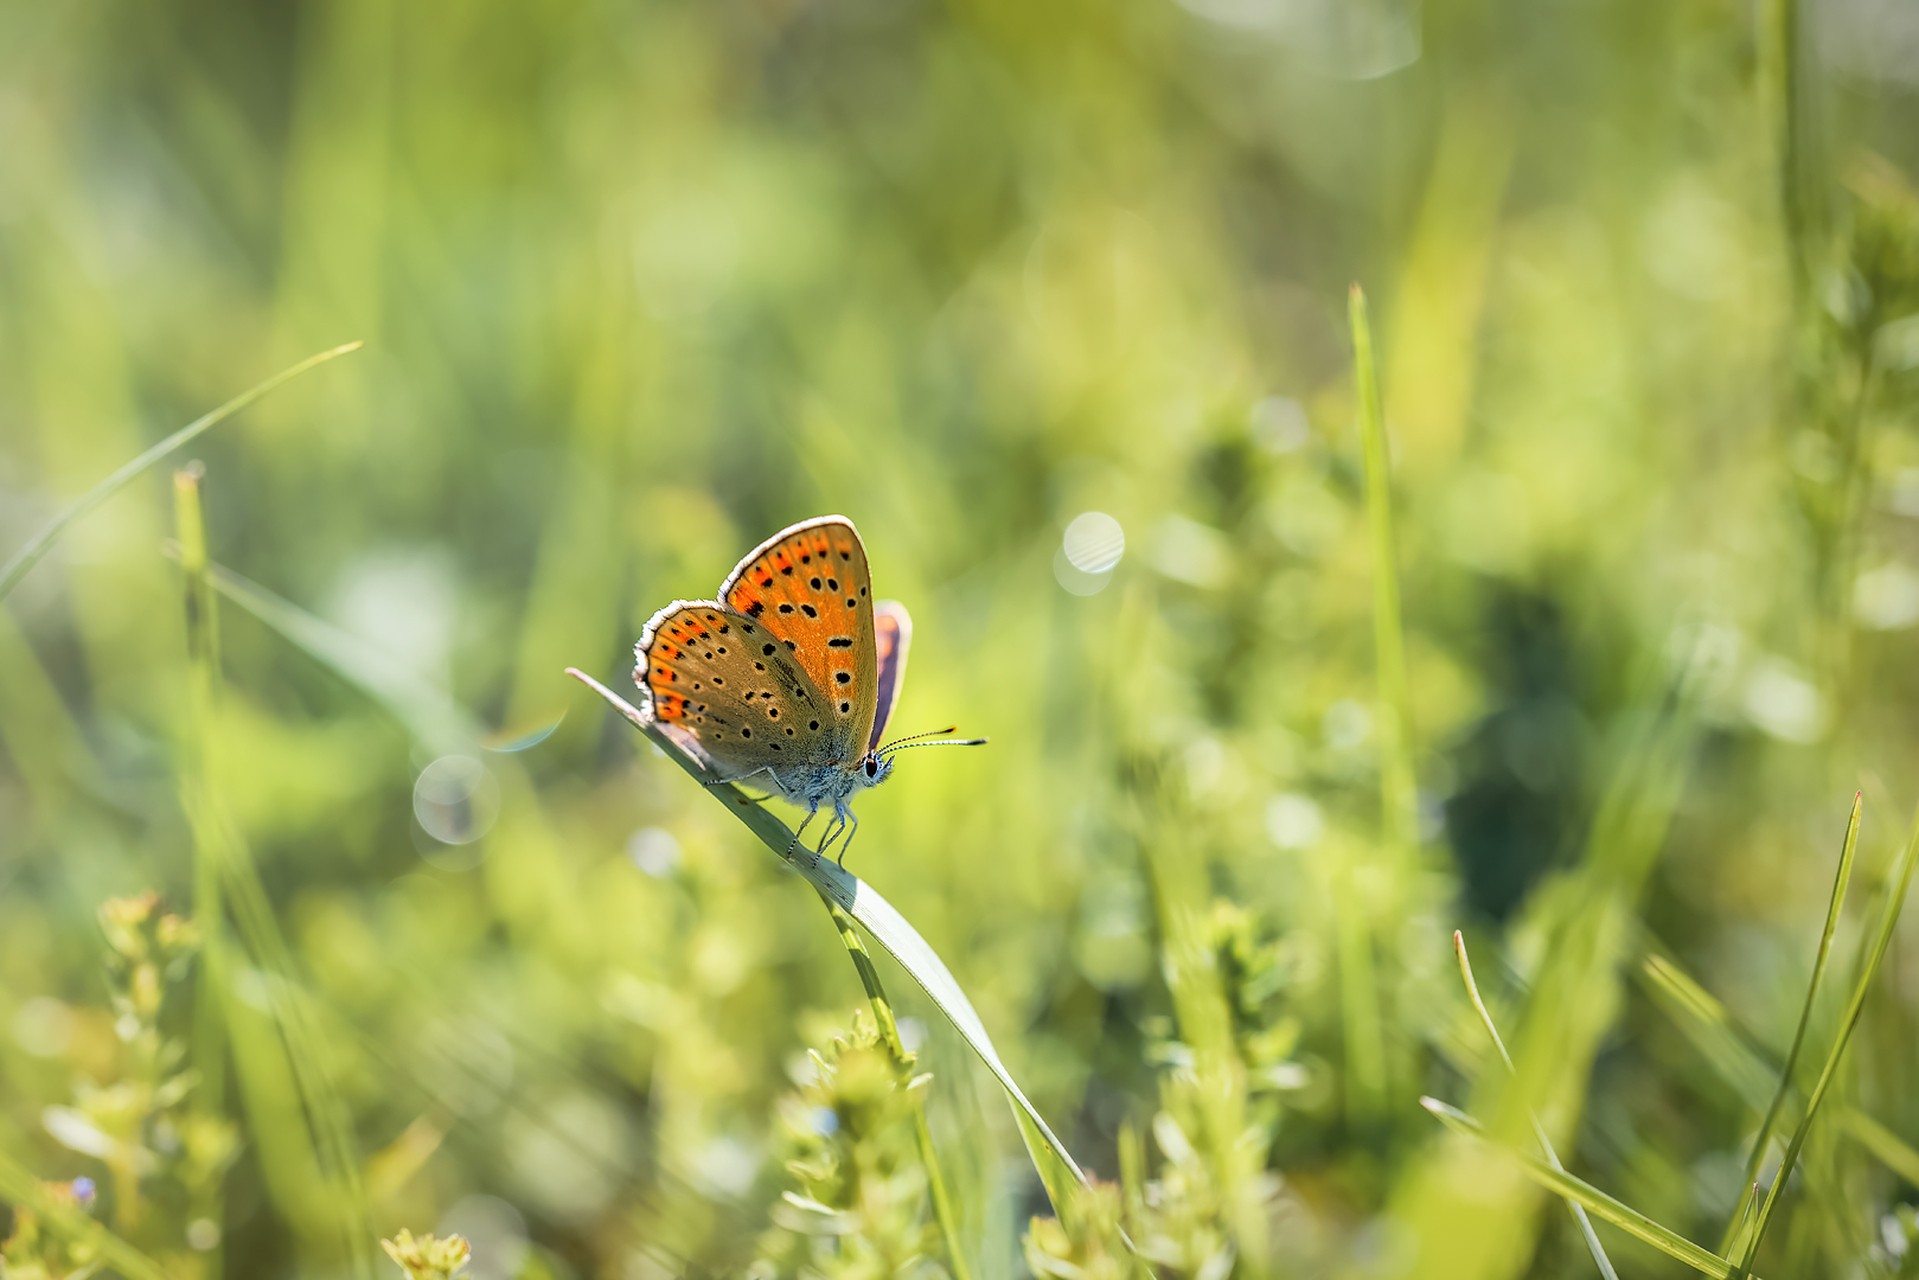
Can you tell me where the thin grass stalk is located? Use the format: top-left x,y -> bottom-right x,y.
169,475 -> 376,1277
173,463 -> 227,1276
1717,793 -> 1861,1254
1733,802 -> 1919,1277
0,341 -> 362,601
1420,1098 -> 1755,1280
217,825 -> 378,1276
1345,282 -> 1404,1121
1351,283 -> 1418,856
1764,0 -> 1805,303
1638,947 -> 1919,1191
1453,932 -> 1619,1279
1636,952 -> 1780,1107
819,894 -> 974,1280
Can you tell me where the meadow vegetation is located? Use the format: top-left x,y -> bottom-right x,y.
3,1 -> 1919,1276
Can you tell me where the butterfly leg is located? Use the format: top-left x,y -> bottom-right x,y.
784,807 -> 819,861
833,808 -> 860,869
813,813 -> 845,863
821,805 -> 859,867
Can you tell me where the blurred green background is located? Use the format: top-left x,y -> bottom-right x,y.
4,0 -> 1919,1276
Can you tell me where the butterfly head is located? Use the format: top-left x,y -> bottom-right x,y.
857,752 -> 896,789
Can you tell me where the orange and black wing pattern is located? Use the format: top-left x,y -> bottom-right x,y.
719,516 -> 878,755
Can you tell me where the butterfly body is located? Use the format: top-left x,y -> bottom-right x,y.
633,516 -> 960,864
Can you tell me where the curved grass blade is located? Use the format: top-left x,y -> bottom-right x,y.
0,342 -> 363,601
1734,798 -> 1919,1278
1718,793 -> 1861,1255
566,666 -> 1090,1201
169,553 -> 482,753
1454,932 -> 1618,1279
1419,1097 -> 1754,1280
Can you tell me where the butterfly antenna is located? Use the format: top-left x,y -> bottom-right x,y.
878,736 -> 988,756
878,725 -> 963,751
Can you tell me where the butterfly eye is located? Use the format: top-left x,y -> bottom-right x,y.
864,757 -> 878,778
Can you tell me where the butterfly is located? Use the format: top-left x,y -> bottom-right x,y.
633,515 -> 983,865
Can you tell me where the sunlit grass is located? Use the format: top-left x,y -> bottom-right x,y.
3,1 -> 1919,1274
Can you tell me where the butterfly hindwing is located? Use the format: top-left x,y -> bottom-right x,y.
720,516 -> 879,758
869,600 -> 911,752
635,600 -> 836,778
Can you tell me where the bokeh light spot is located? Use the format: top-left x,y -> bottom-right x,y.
413,755 -> 501,846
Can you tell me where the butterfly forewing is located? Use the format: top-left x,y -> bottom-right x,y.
720,517 -> 879,756
636,600 -> 837,778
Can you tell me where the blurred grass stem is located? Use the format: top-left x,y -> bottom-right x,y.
1421,1098 -> 1756,1279
1733,799 -> 1919,1277
1717,793 -> 1860,1255
1453,932 -> 1619,1279
1346,282 -> 1409,1122
173,464 -> 228,1276
0,341 -> 363,601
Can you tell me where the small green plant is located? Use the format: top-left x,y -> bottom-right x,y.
1028,900 -> 1301,1277
380,1229 -> 472,1280
1,1179 -> 103,1280
39,893 -> 235,1256
1024,1179 -> 1131,1280
750,1012 -> 947,1279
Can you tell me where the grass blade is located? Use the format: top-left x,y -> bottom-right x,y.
0,341 -> 363,601
1636,951 -> 1780,1108
1351,283 -> 1417,856
1735,798 -> 1919,1276
1638,946 -> 1919,1194
174,464 -> 229,1272
171,553 -> 482,752
566,666 -> 1091,1202
1345,282 -> 1407,1121
1419,1097 -> 1752,1280
169,477 -> 377,1277
1718,793 -> 1861,1254
1842,1110 -> 1919,1186
1454,931 -> 1619,1280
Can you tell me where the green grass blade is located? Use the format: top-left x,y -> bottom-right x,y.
175,553 -> 482,752
1736,798 -> 1919,1277
1346,282 -> 1406,1121
567,667 -> 1091,1203
1636,951 -> 1780,1108
0,341 -> 363,601
168,480 -> 374,1277
1719,793 -> 1861,1254
819,894 -> 974,1280
1419,1097 -> 1751,1279
1454,932 -> 1619,1280
173,463 -> 229,1273
1842,1110 -> 1919,1186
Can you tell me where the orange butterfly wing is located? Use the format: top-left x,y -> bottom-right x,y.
720,516 -> 879,759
